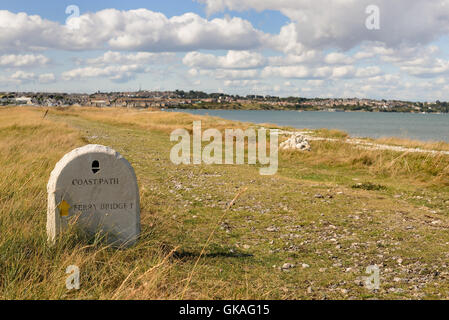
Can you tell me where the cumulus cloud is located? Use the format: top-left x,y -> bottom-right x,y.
268,50 -> 321,66
0,54 -> 49,67
261,65 -> 381,80
324,52 -> 355,65
62,64 -> 147,82
400,59 -> 449,77
199,0 -> 449,50
358,44 -> 449,78
3,70 -> 55,84
0,11 -> 61,52
183,51 -> 266,69
262,65 -> 313,79
1,4 -> 448,98
215,69 -> 259,80
11,71 -> 36,82
267,23 -> 306,55
65,51 -> 178,83
187,67 -> 259,80
0,9 -> 266,53
79,51 -> 176,66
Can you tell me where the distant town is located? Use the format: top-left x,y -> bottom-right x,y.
1,90 -> 448,113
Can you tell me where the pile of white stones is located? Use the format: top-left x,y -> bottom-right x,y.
280,133 -> 311,151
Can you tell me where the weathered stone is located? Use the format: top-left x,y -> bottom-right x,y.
280,134 -> 311,151
281,263 -> 295,270
47,144 -> 140,247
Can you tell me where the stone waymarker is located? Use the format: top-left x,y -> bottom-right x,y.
47,144 -> 140,247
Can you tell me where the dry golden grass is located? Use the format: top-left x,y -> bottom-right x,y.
309,128 -> 349,139
0,107 -> 182,299
47,106 -> 258,134
282,139 -> 449,186
374,137 -> 449,152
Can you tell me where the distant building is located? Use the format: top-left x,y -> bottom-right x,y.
15,96 -> 33,105
89,99 -> 110,107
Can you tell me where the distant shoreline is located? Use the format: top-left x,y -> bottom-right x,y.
171,107 -> 448,114
178,108 -> 449,144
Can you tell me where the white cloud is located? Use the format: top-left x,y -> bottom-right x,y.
353,51 -> 376,60
199,0 -> 449,50
215,69 -> 259,79
362,44 -> 449,78
324,52 -> 354,65
261,65 -> 380,80
400,59 -> 449,77
0,9 -> 266,53
0,11 -> 61,52
266,23 -> 306,55
11,71 -> 36,82
1,5 -> 448,99
186,66 -> 259,80
268,50 -> 321,66
183,51 -> 265,69
188,68 -> 199,77
0,54 -> 49,67
2,70 -> 55,84
80,51 -> 176,66
262,65 -> 313,79
65,51 -> 179,83
355,66 -> 382,78
62,65 -> 146,82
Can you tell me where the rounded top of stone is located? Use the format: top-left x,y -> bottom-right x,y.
47,144 -> 132,193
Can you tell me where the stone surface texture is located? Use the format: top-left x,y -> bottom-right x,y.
280,134 -> 311,151
47,144 -> 140,247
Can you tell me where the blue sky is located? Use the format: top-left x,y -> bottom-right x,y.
1,0 -> 449,101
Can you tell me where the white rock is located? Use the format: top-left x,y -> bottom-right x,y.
281,263 -> 295,270
280,134 -> 311,151
47,144 -> 140,247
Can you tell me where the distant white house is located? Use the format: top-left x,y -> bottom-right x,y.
15,96 -> 33,105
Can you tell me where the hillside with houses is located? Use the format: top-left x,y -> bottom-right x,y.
1,91 -> 448,113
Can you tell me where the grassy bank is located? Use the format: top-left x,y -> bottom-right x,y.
0,106 -> 448,300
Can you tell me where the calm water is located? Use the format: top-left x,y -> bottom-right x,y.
180,110 -> 449,142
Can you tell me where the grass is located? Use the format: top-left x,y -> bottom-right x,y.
352,182 -> 387,191
1,106 -> 449,300
373,137 -> 449,152
309,128 -> 349,139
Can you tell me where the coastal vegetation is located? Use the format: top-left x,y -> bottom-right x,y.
0,106 -> 448,299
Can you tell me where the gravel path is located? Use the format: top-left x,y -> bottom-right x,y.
279,130 -> 449,155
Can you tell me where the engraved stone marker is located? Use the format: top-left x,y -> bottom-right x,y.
47,144 -> 140,247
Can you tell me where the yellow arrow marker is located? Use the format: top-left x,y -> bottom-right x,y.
58,200 -> 71,217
